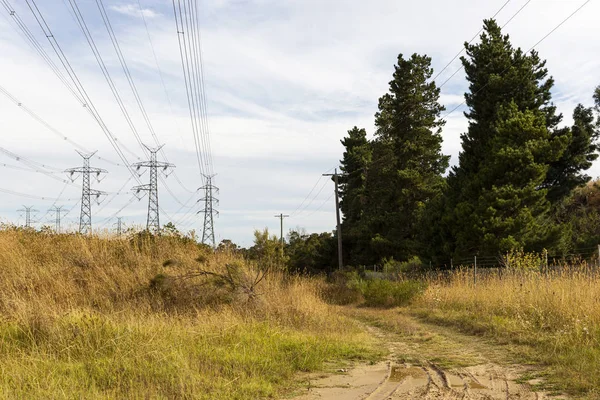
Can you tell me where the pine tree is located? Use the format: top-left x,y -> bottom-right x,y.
364,53 -> 449,261
544,104 -> 600,203
447,19 -> 567,257
338,127 -> 373,265
339,127 -> 371,226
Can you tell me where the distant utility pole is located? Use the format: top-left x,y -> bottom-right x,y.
50,205 -> 67,233
132,145 -> 174,234
114,217 -> 123,237
18,205 -> 38,228
66,151 -> 107,235
274,213 -> 289,257
323,168 -> 345,270
199,174 -> 219,249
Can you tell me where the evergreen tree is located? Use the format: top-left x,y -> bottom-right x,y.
338,127 -> 372,265
447,19 -> 567,257
339,127 -> 371,226
363,53 -> 449,261
544,104 -> 600,203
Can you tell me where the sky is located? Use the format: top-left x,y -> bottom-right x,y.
0,0 -> 599,247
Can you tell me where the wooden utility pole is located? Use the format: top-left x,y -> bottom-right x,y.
323,168 -> 344,270
274,213 -> 289,257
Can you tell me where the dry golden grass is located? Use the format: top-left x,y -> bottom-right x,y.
0,228 -> 376,399
416,266 -> 600,396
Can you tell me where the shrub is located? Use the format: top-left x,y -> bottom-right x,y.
361,279 -> 426,308
321,269 -> 363,305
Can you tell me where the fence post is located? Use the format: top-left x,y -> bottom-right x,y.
474,255 -> 477,286
450,258 -> 453,269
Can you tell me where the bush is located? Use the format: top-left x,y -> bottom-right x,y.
321,268 -> 426,307
321,269 -> 363,305
361,279 -> 426,308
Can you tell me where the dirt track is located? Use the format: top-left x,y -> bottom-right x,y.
287,310 -> 565,400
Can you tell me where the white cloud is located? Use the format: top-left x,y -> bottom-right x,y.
110,4 -> 159,19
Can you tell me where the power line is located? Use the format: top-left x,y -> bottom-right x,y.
295,178 -> 331,216
74,0 -> 196,206
37,180 -> 71,222
25,0 -> 142,182
436,0 -> 532,91
289,166 -> 335,216
431,0 -> 513,85
65,0 -> 147,159
97,194 -> 138,228
135,0 -> 190,172
171,0 -> 215,178
304,192 -> 334,217
1,0 -> 83,103
441,0 -> 591,121
171,188 -> 202,226
0,84 -> 122,166
0,187 -> 77,201
95,176 -> 134,215
0,146 -> 63,172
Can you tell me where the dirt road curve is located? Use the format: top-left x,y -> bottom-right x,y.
291,360 -> 547,399
287,310 -> 565,400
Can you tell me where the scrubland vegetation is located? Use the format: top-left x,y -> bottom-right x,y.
0,227 -> 376,399
414,265 -> 600,395
4,225 -> 600,397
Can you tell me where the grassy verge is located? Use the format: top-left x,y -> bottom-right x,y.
0,228 -> 377,399
414,268 -> 600,397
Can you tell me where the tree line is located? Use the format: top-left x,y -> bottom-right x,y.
336,19 -> 600,268
218,20 -> 600,273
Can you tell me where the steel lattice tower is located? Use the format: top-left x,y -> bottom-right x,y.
199,174 -> 219,248
17,205 -> 38,228
50,205 -> 66,233
66,151 -> 106,235
114,217 -> 123,236
132,145 -> 174,234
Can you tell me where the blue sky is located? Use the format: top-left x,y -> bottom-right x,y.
0,0 -> 599,246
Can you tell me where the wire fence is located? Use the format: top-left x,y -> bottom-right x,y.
363,246 -> 600,284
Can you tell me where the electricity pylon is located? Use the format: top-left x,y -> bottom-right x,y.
17,205 -> 38,228
198,174 -> 218,248
66,151 -> 106,234
50,205 -> 67,233
132,145 -> 174,234
113,216 -> 123,236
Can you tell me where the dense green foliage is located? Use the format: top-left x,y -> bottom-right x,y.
220,27 -> 599,273
338,53 -> 449,265
445,19 -> 568,257
331,20 -> 600,269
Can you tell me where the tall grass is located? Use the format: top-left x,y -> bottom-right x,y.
0,228 -> 375,399
417,265 -> 600,395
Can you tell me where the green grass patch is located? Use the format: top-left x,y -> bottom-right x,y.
0,312 -> 377,399
360,279 -> 426,308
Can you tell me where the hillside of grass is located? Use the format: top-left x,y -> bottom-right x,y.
0,227 -> 377,399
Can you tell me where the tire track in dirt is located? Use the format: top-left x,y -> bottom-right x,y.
286,311 -> 566,400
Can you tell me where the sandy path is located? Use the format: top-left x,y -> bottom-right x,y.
287,311 -> 565,400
